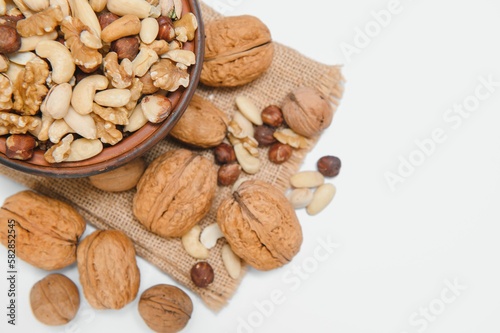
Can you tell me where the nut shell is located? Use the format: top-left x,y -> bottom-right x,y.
133,149 -> 217,238
201,15 -> 274,87
30,274 -> 80,326
138,284 -> 193,333
0,191 -> 86,270
169,94 -> 228,148
217,180 -> 303,270
77,230 -> 140,310
282,86 -> 334,138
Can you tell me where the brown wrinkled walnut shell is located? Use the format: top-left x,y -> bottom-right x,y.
217,180 -> 303,271
201,15 -> 274,87
281,86 -> 334,138
30,273 -> 80,326
138,284 -> 193,333
77,230 -> 140,310
133,149 -> 217,238
0,191 -> 86,270
169,94 -> 228,148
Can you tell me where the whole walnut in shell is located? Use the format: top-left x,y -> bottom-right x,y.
217,180 -> 303,271
201,15 -> 274,87
169,94 -> 228,148
133,149 -> 217,238
30,273 -> 80,326
138,284 -> 193,333
77,230 -> 140,310
282,86 -> 334,138
0,191 -> 86,270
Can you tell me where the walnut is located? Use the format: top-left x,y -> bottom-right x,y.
12,56 -> 49,115
228,120 -> 259,157
150,59 -> 189,92
77,230 -> 140,310
121,77 -> 143,112
201,15 -> 274,87
133,149 -> 217,238
0,73 -> 13,110
30,274 -> 80,326
138,284 -> 193,333
217,180 -> 303,271
0,190 -> 86,270
0,111 -> 41,135
170,94 -> 228,148
61,16 -> 102,73
90,113 -> 123,145
103,52 -> 133,89
44,133 -> 73,163
16,6 -> 63,37
281,86 -> 334,138
92,103 -> 129,125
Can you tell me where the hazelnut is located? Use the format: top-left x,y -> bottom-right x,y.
218,163 -> 241,186
156,16 -> 176,42
261,105 -> 283,127
268,143 -> 293,164
5,134 -> 37,160
138,284 -> 193,333
98,12 -> 119,30
213,143 -> 236,165
138,71 -> 160,94
30,274 -> 80,326
317,155 -> 341,177
111,36 -> 140,61
254,125 -> 276,147
190,262 -> 214,288
0,25 -> 21,54
0,15 -> 23,28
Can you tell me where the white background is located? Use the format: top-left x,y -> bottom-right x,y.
1,0 -> 500,332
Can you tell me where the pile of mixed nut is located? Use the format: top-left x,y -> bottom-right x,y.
0,0 -> 197,163
0,7 -> 343,333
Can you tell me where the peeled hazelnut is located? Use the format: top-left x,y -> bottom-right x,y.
111,36 -> 140,61
218,163 -> 241,186
0,25 -> 21,54
261,105 -> 283,127
254,125 -> 276,147
190,262 -> 214,288
156,16 -> 175,42
317,155 -> 341,177
98,12 -> 119,30
30,274 -> 80,326
5,134 -> 37,160
214,143 -> 236,165
268,143 -> 293,164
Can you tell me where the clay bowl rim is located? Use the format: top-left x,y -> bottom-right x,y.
0,0 -> 205,178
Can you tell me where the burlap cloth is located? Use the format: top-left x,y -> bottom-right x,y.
0,3 -> 344,311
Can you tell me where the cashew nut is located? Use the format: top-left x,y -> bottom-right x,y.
35,40 -> 75,84
132,46 -> 158,77
48,119 -> 73,143
124,104 -> 147,132
200,223 -> 224,249
19,31 -> 58,52
66,138 -> 103,162
63,106 -> 97,139
221,244 -> 241,280
94,89 -> 131,108
181,225 -> 209,260
41,83 -> 72,119
234,143 -> 260,174
71,75 -> 109,115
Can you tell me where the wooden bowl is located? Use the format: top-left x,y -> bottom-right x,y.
0,0 -> 204,178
